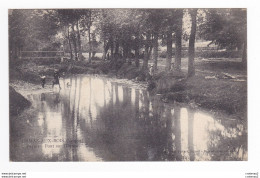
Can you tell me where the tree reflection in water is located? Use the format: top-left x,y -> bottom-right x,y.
11,75 -> 247,161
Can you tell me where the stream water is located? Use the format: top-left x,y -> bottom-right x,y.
10,75 -> 247,161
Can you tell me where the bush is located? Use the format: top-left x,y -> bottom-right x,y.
117,63 -> 141,79
152,71 -> 186,94
169,81 -> 187,92
96,62 -> 111,74
147,81 -> 156,91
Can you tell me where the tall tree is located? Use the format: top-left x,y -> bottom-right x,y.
163,9 -> 183,72
143,32 -> 152,70
87,10 -> 92,63
71,23 -> 78,61
57,9 -> 79,60
134,35 -> 140,67
148,9 -> 164,71
76,19 -> 83,60
66,26 -> 73,60
174,9 -> 184,71
99,9 -> 144,65
72,9 -> 88,61
153,30 -> 159,70
199,9 -> 247,65
187,9 -> 198,77
9,9 -> 59,61
165,27 -> 173,71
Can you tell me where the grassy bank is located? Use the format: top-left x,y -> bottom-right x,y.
158,74 -> 247,116
113,59 -> 246,117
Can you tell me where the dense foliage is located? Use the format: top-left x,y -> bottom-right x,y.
9,8 -> 247,75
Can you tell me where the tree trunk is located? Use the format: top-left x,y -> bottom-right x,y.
76,20 -> 83,61
165,29 -> 172,71
102,40 -> 106,60
153,31 -> 159,71
71,24 -> 78,61
92,52 -> 96,59
67,26 -> 73,60
110,39 -> 114,60
135,47 -> 139,67
143,46 -> 149,70
103,40 -> 110,60
115,40 -> 119,54
143,33 -> 150,70
88,10 -> 92,63
88,27 -> 91,63
175,9 -> 183,71
135,89 -> 139,117
134,36 -> 140,67
123,42 -> 128,62
187,9 -> 197,77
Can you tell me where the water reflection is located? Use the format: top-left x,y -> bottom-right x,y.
10,75 -> 247,161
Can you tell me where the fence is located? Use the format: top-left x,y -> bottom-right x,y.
19,51 -> 65,59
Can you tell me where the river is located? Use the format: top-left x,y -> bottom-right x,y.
10,75 -> 247,161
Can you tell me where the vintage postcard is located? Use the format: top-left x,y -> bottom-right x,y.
9,8 -> 247,162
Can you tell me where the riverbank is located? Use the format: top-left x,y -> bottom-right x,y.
9,86 -> 31,116
9,58 -> 247,118
102,58 -> 246,118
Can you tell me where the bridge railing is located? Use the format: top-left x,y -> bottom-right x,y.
19,51 -> 65,59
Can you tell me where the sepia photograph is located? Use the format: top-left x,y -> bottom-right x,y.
8,8 -> 247,162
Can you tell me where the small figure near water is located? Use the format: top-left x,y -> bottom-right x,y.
40,75 -> 46,88
149,64 -> 154,77
170,62 -> 174,71
52,69 -> 61,89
